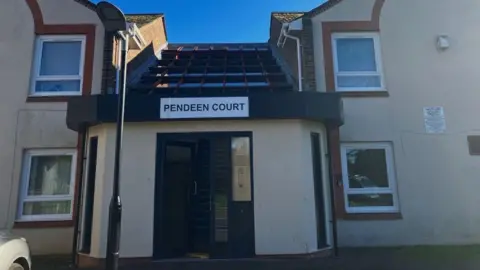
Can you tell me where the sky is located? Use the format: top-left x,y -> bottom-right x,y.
92,0 -> 323,43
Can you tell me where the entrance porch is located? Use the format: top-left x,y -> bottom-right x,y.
73,119 -> 334,267
66,44 -> 344,268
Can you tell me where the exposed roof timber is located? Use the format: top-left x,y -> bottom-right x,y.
168,43 -> 270,51
271,12 -> 305,23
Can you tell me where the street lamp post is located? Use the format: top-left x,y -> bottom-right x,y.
96,2 -> 128,270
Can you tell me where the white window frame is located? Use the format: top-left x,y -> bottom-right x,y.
17,149 -> 77,222
332,32 -> 385,92
340,142 -> 399,214
30,35 -> 86,97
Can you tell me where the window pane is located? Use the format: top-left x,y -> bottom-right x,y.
336,38 -> 377,72
23,200 -> 71,215
346,149 -> 389,188
232,137 -> 251,202
337,75 -> 381,88
40,41 -> 82,76
35,80 -> 81,93
215,229 -> 228,243
28,155 -> 72,196
347,194 -> 394,207
215,194 -> 228,242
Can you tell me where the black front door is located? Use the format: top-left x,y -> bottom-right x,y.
188,139 -> 211,256
209,137 -> 231,258
154,132 -> 255,260
155,141 -> 195,258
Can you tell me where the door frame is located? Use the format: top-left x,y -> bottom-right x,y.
310,132 -> 328,249
153,131 -> 255,260
78,136 -> 98,254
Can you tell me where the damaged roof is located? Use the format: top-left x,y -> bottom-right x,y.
126,14 -> 164,28
271,0 -> 345,23
271,12 -> 305,23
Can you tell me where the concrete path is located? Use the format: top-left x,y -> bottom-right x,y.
33,246 -> 480,270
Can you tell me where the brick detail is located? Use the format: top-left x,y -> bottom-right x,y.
300,17 -> 317,92
101,32 -> 116,94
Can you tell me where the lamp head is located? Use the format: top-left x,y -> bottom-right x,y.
96,1 -> 127,32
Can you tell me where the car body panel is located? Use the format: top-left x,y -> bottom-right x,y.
0,231 -> 31,270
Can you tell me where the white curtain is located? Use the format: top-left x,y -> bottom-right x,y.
23,156 -> 72,215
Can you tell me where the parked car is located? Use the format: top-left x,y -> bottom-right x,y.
0,231 -> 31,270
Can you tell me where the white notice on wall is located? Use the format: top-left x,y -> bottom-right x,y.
160,97 -> 249,119
423,106 -> 446,134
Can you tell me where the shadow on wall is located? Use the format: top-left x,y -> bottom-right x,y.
127,42 -> 156,79
106,42 -> 156,94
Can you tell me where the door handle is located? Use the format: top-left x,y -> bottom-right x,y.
193,181 -> 197,195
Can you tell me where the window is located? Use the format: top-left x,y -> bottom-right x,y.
17,149 -> 76,221
340,143 -> 398,214
31,35 -> 86,96
231,137 -> 252,202
332,33 -> 384,91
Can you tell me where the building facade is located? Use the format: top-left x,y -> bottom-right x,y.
67,0 -> 480,266
4,0 -> 480,265
67,44 -> 343,267
0,0 -> 166,255
275,0 -> 480,247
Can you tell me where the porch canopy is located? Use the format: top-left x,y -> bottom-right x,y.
66,43 -> 343,131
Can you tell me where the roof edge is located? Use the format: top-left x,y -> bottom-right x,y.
271,12 -> 306,23
275,0 -> 345,23
72,0 -> 97,12
125,13 -> 165,16
271,11 -> 306,14
125,14 -> 167,41
306,0 -> 344,18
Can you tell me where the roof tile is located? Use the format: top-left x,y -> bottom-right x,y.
126,14 -> 164,28
271,0 -> 346,23
271,12 -> 305,23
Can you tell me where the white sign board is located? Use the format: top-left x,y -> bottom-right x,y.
160,97 -> 249,119
423,106 -> 446,134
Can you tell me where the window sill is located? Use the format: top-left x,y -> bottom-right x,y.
26,96 -> 75,102
341,212 -> 402,221
14,220 -> 74,228
338,91 -> 389,97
